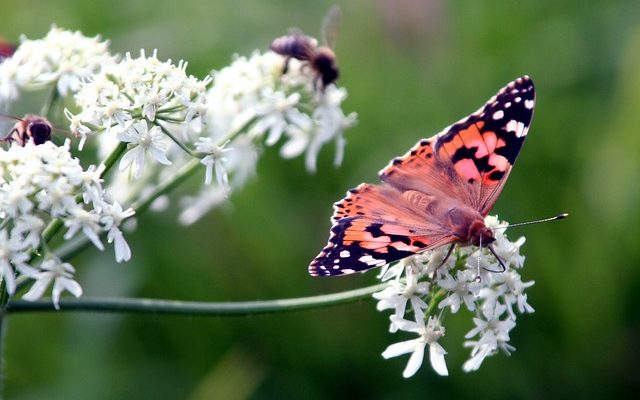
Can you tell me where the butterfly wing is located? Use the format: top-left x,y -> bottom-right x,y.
309,183 -> 458,276
379,76 -> 535,215
310,77 -> 535,276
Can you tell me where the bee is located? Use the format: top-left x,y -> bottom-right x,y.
1,114 -> 53,146
0,37 -> 16,61
270,5 -> 341,89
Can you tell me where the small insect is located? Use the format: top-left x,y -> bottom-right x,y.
270,5 -> 341,89
0,37 -> 16,61
1,114 -> 53,146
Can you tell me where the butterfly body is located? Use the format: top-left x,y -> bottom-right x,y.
310,76 -> 535,276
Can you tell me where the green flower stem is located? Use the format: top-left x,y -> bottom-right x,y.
131,158 -> 201,213
157,122 -> 195,157
40,86 -> 60,118
426,288 -> 447,317
99,142 -> 128,177
6,282 -> 389,316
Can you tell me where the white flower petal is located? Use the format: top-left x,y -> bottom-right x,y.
382,339 -> 420,359
429,343 -> 449,376
402,342 -> 426,378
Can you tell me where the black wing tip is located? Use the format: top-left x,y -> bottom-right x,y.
509,75 -> 535,95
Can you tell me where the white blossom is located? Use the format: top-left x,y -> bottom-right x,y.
437,269 -> 479,313
67,49 -> 210,149
205,50 -> 356,173
0,140 -> 133,299
463,302 -> 517,372
375,215 -> 534,376
382,316 -> 448,377
0,26 -> 114,105
374,260 -> 430,332
177,47 -> 355,225
195,137 -> 231,190
22,257 -> 83,309
118,120 -> 172,179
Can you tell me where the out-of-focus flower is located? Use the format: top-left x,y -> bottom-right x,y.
0,26 -> 114,105
179,47 -> 356,225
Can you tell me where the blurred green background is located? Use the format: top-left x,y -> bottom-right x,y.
2,0 -> 640,398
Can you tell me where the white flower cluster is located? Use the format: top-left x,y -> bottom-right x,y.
66,49 -> 210,155
206,50 -> 356,173
375,215 -> 533,377
179,50 -> 357,224
0,140 -> 134,306
0,26 -> 114,105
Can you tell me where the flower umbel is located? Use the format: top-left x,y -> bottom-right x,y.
374,215 -> 532,377
0,25 -> 114,105
66,48 -> 211,149
178,48 -> 357,224
0,140 -> 133,301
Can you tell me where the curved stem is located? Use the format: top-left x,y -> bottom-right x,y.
6,282 -> 389,316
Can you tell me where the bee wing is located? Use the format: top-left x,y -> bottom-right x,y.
321,5 -> 341,49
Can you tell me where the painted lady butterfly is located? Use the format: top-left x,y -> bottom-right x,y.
310,76 -> 535,276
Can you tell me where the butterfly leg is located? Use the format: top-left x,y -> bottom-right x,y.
486,245 -> 507,273
428,243 -> 455,290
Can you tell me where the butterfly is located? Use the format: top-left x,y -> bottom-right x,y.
309,76 -> 535,276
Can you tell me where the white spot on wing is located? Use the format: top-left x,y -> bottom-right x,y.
506,119 -> 526,137
340,250 -> 350,258
525,99 -> 534,109
515,97 -> 521,103
505,102 -> 511,108
342,269 -> 355,274
358,255 -> 386,267
492,110 -> 504,120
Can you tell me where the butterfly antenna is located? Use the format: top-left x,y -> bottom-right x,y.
494,213 -> 568,230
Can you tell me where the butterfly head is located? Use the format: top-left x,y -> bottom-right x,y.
468,221 -> 495,247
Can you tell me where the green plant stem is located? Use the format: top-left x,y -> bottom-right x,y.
99,142 -> 128,176
6,282 -> 389,316
157,122 -> 195,156
40,86 -> 60,118
132,158 -> 200,213
426,288 -> 447,317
